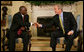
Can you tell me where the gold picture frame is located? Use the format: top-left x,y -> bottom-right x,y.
1,1 -> 12,6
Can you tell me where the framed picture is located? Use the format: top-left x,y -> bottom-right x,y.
1,1 -> 12,6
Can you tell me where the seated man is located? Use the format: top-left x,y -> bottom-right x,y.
36,5 -> 77,51
8,6 -> 33,51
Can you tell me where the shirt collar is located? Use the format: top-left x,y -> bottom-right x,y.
60,12 -> 63,17
21,14 -> 24,17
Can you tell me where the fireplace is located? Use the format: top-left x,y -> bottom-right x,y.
37,16 -> 56,37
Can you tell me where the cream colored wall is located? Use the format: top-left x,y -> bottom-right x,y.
72,1 -> 83,30
11,1 -> 26,16
76,1 -> 83,30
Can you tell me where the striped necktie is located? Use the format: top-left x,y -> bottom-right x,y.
59,15 -> 65,34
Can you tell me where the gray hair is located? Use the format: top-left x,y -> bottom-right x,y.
55,4 -> 63,11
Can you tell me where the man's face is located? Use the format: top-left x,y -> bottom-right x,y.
21,7 -> 27,15
54,5 -> 60,14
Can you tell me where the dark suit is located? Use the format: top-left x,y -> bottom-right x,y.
8,12 -> 31,51
42,12 -> 77,51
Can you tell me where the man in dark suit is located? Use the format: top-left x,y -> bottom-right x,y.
36,5 -> 77,51
8,6 -> 33,51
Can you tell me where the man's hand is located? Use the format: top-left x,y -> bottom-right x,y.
32,23 -> 38,27
32,23 -> 42,28
67,30 -> 74,35
21,26 -> 25,30
37,23 -> 42,27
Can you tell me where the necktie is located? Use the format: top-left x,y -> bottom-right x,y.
17,15 -> 24,35
17,29 -> 22,35
59,16 -> 65,34
23,15 -> 24,23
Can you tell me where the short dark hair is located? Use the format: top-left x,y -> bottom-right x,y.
19,6 -> 26,11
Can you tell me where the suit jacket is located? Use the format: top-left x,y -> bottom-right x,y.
42,12 -> 77,36
10,12 -> 30,32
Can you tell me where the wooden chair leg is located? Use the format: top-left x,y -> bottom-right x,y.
2,29 -> 5,51
29,39 -> 31,51
29,43 -> 31,51
77,39 -> 82,51
2,44 -> 5,51
62,44 -> 64,48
